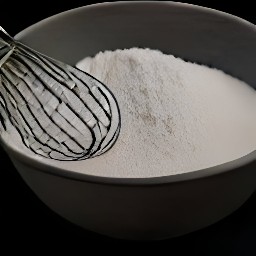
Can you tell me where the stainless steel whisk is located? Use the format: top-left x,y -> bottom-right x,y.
0,27 -> 121,161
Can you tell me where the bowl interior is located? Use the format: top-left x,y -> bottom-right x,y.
16,2 -> 256,88
4,1 -> 256,183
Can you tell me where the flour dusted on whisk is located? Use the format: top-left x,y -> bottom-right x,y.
7,48 -> 256,178
0,31 -> 120,161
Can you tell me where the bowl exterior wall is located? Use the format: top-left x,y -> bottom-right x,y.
11,156 -> 256,239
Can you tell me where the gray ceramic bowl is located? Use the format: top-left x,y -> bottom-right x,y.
2,1 -> 256,240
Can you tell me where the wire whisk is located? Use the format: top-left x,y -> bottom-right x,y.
0,27 -> 121,161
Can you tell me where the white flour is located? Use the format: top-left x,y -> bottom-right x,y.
5,48 -> 256,178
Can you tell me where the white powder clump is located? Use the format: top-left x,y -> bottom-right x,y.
74,48 -> 256,178
9,48 -> 255,178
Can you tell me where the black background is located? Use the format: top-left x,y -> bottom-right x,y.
0,0 -> 256,253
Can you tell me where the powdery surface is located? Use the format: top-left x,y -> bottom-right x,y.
6,48 -> 256,178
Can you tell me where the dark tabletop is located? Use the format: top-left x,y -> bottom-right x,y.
0,0 -> 255,253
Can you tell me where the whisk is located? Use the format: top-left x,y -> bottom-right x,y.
0,27 -> 121,161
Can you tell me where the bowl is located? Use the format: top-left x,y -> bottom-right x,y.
2,1 -> 256,240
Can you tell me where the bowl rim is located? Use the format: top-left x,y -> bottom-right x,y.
3,1 -> 256,185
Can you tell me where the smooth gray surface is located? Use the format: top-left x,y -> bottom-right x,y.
4,1 -> 256,239
16,2 -> 256,88
14,157 -> 256,240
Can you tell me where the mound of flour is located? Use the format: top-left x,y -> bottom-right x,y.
71,48 -> 256,177
7,48 -> 256,178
